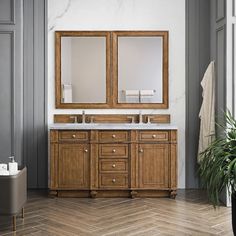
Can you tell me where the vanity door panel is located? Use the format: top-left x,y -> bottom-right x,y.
58,144 -> 89,189
138,144 -> 169,189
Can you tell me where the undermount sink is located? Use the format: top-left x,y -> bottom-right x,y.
49,123 -> 178,130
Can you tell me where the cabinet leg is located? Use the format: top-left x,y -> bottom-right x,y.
131,191 -> 138,199
12,215 -> 16,231
170,190 -> 177,199
90,191 -> 97,198
22,207 -> 24,218
49,190 -> 58,198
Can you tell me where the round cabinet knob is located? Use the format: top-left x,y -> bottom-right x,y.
152,134 -> 156,138
112,179 -> 116,183
112,149 -> 116,153
112,164 -> 116,168
84,149 -> 88,153
72,134 -> 76,138
139,149 -> 143,153
112,134 -> 116,138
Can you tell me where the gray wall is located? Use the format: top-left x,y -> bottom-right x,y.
0,0 -> 48,188
186,0 -> 227,189
210,0 -> 226,125
186,0 -> 211,188
0,0 -> 23,167
23,0 -> 48,188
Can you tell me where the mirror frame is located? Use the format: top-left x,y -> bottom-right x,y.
112,31 -> 169,109
55,31 -> 169,109
55,31 -> 112,109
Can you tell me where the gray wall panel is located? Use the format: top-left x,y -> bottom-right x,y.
186,0 -> 211,188
23,0 -> 35,187
23,0 -> 47,188
216,0 -> 225,22
33,0 -> 47,188
0,32 -> 13,159
216,26 -> 226,124
0,0 -> 47,188
0,0 -> 23,166
0,0 -> 15,24
211,0 -> 226,128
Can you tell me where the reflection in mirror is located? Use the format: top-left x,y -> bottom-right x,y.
118,37 -> 163,103
61,37 -> 106,103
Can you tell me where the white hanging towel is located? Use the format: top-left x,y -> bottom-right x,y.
198,61 -> 215,162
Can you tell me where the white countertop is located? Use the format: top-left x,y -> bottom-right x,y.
49,123 -> 178,130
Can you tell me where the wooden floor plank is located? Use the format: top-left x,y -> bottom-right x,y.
0,190 -> 233,235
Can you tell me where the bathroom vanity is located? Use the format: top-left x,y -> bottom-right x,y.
49,31 -> 177,198
49,118 -> 177,198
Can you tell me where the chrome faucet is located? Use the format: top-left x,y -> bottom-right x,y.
139,111 -> 143,124
147,115 -> 154,124
82,110 -> 86,124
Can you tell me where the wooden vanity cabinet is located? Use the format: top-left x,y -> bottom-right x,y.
58,143 -> 89,189
138,143 -> 169,189
49,129 -> 177,198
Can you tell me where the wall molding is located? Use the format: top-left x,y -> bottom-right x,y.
0,31 -> 15,156
216,0 -> 226,22
215,25 -> 226,120
0,0 -> 15,25
233,0 -> 236,17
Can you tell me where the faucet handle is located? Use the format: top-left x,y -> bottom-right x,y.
81,110 -> 86,124
147,116 -> 154,124
70,116 -> 78,123
90,116 -> 94,123
139,112 -> 143,124
127,116 -> 135,123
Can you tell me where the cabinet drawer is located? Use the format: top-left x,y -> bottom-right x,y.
99,144 -> 128,158
99,159 -> 128,172
139,131 -> 169,142
99,174 -> 128,188
59,131 -> 89,141
99,131 -> 129,142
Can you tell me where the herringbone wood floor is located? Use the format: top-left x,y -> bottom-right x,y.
0,190 -> 233,236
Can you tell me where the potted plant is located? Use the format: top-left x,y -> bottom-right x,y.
199,111 -> 236,235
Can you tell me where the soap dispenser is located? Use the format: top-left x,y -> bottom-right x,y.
8,156 -> 18,175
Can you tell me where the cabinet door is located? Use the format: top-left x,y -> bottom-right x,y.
138,144 -> 169,189
58,144 -> 89,189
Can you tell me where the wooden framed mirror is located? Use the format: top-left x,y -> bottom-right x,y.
55,31 -> 111,109
112,31 -> 169,109
55,31 -> 168,109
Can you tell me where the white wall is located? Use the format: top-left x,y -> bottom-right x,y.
48,0 -> 186,188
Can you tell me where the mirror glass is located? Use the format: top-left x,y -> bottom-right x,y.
61,36 -> 106,103
118,36 -> 163,103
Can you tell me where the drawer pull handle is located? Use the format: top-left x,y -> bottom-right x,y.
112,149 -> 116,153
84,149 -> 88,153
112,164 -> 116,168
152,134 -> 156,138
139,149 -> 143,153
72,134 -> 76,138
112,134 -> 116,138
112,179 -> 116,183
